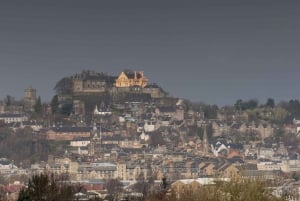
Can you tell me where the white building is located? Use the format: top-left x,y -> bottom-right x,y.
70,139 -> 90,147
144,120 -> 156,132
281,160 -> 300,172
257,161 -> 281,171
0,114 -> 28,124
258,147 -> 274,160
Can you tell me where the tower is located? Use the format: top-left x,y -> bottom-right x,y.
202,125 -> 209,155
89,123 -> 102,156
92,122 -> 100,139
89,141 -> 95,156
24,87 -> 37,112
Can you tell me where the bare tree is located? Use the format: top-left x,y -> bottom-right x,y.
105,179 -> 123,200
18,173 -> 78,201
0,186 -> 8,201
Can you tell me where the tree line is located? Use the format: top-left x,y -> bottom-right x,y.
16,174 -> 286,201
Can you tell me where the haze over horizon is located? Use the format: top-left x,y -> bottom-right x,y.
1,0 -> 300,106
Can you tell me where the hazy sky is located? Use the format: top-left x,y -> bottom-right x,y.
1,0 -> 300,106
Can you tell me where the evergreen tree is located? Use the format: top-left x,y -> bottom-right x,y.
34,96 -> 42,114
50,95 -> 59,114
17,188 -> 31,201
203,104 -> 218,119
4,95 -> 14,106
266,98 -> 275,108
234,99 -> 258,111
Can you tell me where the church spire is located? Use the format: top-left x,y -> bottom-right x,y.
202,125 -> 209,155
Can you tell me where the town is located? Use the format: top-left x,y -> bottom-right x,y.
0,69 -> 300,200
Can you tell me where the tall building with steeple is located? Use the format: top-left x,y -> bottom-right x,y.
89,123 -> 102,156
202,125 -> 209,155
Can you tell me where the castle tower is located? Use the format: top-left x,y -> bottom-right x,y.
24,87 -> 37,112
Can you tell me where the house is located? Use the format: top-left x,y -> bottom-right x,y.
0,158 -> 27,175
171,180 -> 202,196
283,124 -> 297,134
280,159 -> 300,172
70,138 -> 91,147
77,162 -> 117,180
116,161 -> 149,181
93,105 -> 112,116
44,126 -> 112,141
144,120 -> 157,132
171,177 -> 231,196
211,121 -> 230,137
45,127 -> 91,141
252,122 -> 273,139
240,169 -> 281,180
258,147 -> 274,160
219,163 -> 240,178
257,160 -> 281,171
0,113 -> 28,124
22,121 -> 43,131
238,163 -> 281,180
82,179 -> 105,193
115,70 -> 148,88
101,136 -> 120,145
6,183 -> 26,201
159,116 -> 172,126
230,122 -> 247,133
119,138 -> 143,149
180,161 -> 199,179
201,163 -> 215,176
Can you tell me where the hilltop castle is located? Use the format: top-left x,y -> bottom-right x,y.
66,70 -> 165,99
71,70 -> 115,93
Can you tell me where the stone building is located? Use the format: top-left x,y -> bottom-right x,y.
115,70 -> 148,88
0,113 -> 28,123
24,87 -> 37,112
142,84 -> 166,98
77,162 -> 117,180
71,70 -> 115,93
73,100 -> 85,116
44,127 -> 91,141
116,162 -> 149,180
